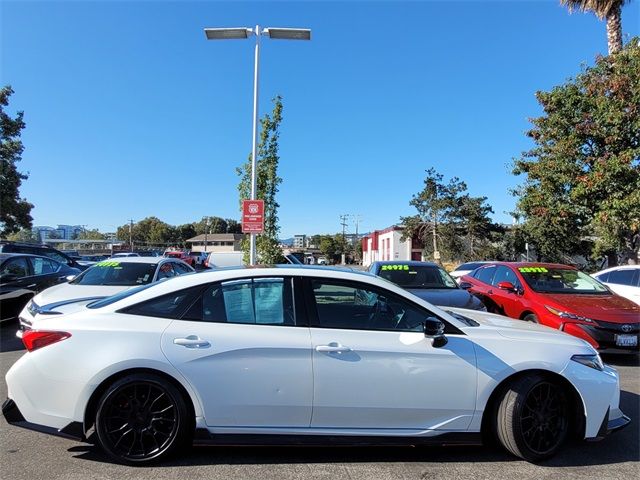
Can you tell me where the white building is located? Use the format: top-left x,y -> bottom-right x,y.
186,233 -> 244,253
361,226 -> 424,267
293,235 -> 306,249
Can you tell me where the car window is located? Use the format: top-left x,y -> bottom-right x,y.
122,286 -> 202,319
182,277 -> 295,326
607,269 -> 637,287
476,266 -> 496,285
1,257 -> 30,278
594,272 -> 609,283
72,261 -> 157,286
156,262 -> 177,280
518,267 -> 609,294
455,262 -> 486,271
377,264 -> 457,289
492,266 -> 521,288
30,257 -> 60,275
172,262 -> 193,275
310,279 -> 427,332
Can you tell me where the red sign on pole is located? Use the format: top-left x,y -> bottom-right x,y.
242,200 -> 264,233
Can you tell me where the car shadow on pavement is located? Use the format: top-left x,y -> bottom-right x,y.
68,390 -> 639,468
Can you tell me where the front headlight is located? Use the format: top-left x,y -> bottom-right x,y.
571,353 -> 604,371
545,305 -> 595,324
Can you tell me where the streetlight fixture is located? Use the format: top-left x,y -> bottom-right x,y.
204,25 -> 311,265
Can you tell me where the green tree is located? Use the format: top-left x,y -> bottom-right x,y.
6,228 -> 37,242
237,96 -> 285,264
1,86 -> 33,236
513,39 -> 640,265
400,168 -> 467,263
77,229 -> 105,240
560,1 -> 630,55
456,195 -> 495,260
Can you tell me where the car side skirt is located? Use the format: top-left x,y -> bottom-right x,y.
192,428 -> 483,447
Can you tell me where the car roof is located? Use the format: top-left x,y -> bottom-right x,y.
479,262 -> 577,270
371,260 -> 440,267
595,265 -> 640,274
100,257 -> 174,265
0,252 -> 60,261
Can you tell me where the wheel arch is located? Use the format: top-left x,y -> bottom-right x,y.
519,310 -> 536,320
83,367 -> 197,436
480,369 -> 586,442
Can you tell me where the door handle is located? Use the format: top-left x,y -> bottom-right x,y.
173,335 -> 211,349
27,284 -> 37,288
316,343 -> 352,353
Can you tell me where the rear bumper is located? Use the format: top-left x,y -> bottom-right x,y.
2,398 -> 85,441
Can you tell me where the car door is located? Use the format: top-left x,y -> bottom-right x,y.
159,276 -> 313,428
0,256 -> 35,320
488,266 -> 525,318
306,277 -> 477,431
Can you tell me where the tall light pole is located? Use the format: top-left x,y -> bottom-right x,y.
204,25 -> 311,265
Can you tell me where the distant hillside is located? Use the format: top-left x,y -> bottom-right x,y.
279,237 -> 294,246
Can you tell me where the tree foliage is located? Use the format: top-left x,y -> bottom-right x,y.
76,228 -> 105,240
400,168 -> 495,262
1,86 -> 33,236
237,96 -> 285,264
513,38 -> 640,265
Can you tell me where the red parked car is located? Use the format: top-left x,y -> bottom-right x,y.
163,250 -> 195,267
460,262 -> 640,353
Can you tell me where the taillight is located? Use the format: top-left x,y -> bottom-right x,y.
22,330 -> 71,352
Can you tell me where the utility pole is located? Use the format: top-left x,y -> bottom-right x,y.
339,214 -> 349,265
204,217 -> 209,254
351,214 -> 362,263
128,219 -> 134,252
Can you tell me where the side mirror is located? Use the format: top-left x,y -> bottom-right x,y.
497,281 -> 516,292
459,281 -> 472,290
66,275 -> 77,282
424,317 -> 448,348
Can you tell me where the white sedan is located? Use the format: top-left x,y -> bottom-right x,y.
3,266 -> 629,465
16,257 -> 194,337
592,265 -> 640,306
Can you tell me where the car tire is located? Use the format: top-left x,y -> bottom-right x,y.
523,313 -> 539,323
95,373 -> 191,465
495,374 -> 569,462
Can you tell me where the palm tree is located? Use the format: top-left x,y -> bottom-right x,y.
560,0 -> 629,54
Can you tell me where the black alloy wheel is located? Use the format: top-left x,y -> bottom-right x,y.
95,374 -> 189,465
523,313 -> 539,323
496,374 -> 570,462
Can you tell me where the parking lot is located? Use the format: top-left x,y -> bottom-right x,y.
0,320 -> 638,480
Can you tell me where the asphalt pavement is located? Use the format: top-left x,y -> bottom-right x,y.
0,320 -> 638,480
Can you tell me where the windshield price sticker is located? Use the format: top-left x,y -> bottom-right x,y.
381,265 -> 410,271
518,267 -> 548,273
96,261 -> 123,269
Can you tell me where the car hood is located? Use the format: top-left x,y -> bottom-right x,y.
406,288 -> 484,310
543,293 -> 640,322
32,283 -> 130,307
445,307 -> 590,347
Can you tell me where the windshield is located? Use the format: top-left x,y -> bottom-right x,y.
377,264 -> 458,289
71,261 -> 157,286
87,283 -> 155,309
518,267 -> 610,294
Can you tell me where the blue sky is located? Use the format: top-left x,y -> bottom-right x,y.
2,0 -> 638,238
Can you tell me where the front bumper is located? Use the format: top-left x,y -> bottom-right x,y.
587,406 -> 631,441
2,398 -> 85,441
564,321 -> 639,353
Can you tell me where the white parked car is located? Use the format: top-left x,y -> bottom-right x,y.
3,267 -> 628,465
16,257 -> 194,337
592,265 -> 640,305
449,261 -> 495,283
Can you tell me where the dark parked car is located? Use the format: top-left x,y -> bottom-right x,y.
369,261 -> 486,311
0,241 -> 88,271
0,253 -> 81,322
